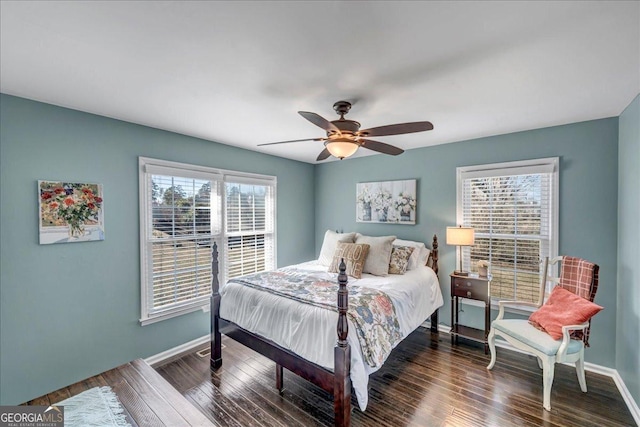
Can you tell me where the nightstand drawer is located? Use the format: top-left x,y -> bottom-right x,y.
451,277 -> 489,301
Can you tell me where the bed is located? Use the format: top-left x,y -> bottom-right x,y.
210,234 -> 442,426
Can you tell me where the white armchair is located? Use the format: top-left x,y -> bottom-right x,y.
486,256 -> 600,411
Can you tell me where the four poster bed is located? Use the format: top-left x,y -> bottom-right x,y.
210,234 -> 442,427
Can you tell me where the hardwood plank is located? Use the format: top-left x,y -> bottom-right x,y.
184,385 -> 245,427
219,356 -> 325,427
234,356 -> 335,426
193,380 -> 265,427
115,362 -> 200,426
101,367 -> 156,427
46,387 -> 70,404
128,359 -> 214,426
26,395 -> 50,406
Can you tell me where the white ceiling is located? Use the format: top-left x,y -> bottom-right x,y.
1,1 -> 638,163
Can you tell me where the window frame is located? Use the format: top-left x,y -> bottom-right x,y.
139,157 -> 277,325
456,157 -> 559,312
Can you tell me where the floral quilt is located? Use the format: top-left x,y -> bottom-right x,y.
228,266 -> 403,367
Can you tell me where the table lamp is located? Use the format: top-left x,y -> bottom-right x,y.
446,226 -> 475,276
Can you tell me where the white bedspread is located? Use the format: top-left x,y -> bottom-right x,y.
219,260 -> 443,410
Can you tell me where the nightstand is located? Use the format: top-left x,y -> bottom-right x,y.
450,273 -> 491,354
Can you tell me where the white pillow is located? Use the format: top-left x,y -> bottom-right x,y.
356,235 -> 396,276
393,238 -> 426,270
318,230 -> 356,266
419,247 -> 431,267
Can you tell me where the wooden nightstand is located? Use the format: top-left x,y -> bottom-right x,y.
450,273 -> 491,354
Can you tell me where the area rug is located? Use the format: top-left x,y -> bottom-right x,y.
55,386 -> 131,427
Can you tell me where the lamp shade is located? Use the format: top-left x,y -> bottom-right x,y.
326,140 -> 359,159
446,226 -> 475,246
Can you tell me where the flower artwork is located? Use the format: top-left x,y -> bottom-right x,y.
38,181 -> 105,244
356,179 -> 416,224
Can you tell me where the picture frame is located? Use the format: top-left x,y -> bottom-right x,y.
356,179 -> 416,224
38,180 -> 105,244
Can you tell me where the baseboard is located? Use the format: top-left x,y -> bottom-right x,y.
145,334 -> 210,367
421,320 -> 452,334
494,337 -> 640,426
612,370 -> 640,426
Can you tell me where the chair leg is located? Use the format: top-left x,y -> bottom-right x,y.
541,357 -> 555,411
576,355 -> 587,392
487,328 -> 497,370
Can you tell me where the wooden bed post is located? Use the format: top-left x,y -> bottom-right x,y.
429,234 -> 439,333
210,242 -> 223,370
334,259 -> 352,427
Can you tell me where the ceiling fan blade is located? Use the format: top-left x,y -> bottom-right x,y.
299,111 -> 341,134
316,148 -> 331,161
359,121 -> 434,137
360,139 -> 404,156
258,138 -> 324,146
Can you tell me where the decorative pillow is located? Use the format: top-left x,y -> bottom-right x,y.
328,242 -> 370,279
355,235 -> 396,276
392,238 -> 426,270
318,230 -> 356,266
388,246 -> 415,274
419,247 -> 431,267
528,286 -> 603,340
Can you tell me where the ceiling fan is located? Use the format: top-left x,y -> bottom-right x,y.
258,101 -> 434,161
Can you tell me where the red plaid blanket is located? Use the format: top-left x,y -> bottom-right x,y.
559,256 -> 599,346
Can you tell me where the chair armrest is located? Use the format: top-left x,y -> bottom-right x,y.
495,301 -> 540,320
557,322 -> 589,358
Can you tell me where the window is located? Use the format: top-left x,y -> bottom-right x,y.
139,158 -> 276,325
457,158 -> 558,306
223,177 -> 276,283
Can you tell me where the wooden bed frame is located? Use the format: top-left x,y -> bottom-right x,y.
211,235 -> 440,427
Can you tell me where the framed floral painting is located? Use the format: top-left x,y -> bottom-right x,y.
356,179 -> 416,224
38,181 -> 105,244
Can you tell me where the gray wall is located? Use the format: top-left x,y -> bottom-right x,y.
0,94 -> 316,405
315,118 -> 619,368
617,94 -> 640,405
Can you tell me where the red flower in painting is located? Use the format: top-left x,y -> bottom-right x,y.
41,192 -> 53,200
49,201 -> 59,210
54,188 -> 65,194
375,295 -> 393,316
94,197 -> 103,203
87,202 -> 95,210
63,196 -> 75,207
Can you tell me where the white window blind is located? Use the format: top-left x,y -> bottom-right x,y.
458,158 -> 558,304
224,180 -> 276,282
139,157 -> 276,325
143,173 -> 221,321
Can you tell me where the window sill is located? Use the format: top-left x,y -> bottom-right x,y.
140,300 -> 209,326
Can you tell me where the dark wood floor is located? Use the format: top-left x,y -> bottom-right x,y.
156,329 -> 636,427
26,359 -> 214,426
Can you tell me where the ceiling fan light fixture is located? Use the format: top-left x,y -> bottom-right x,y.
259,100 -> 433,161
325,140 -> 359,160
